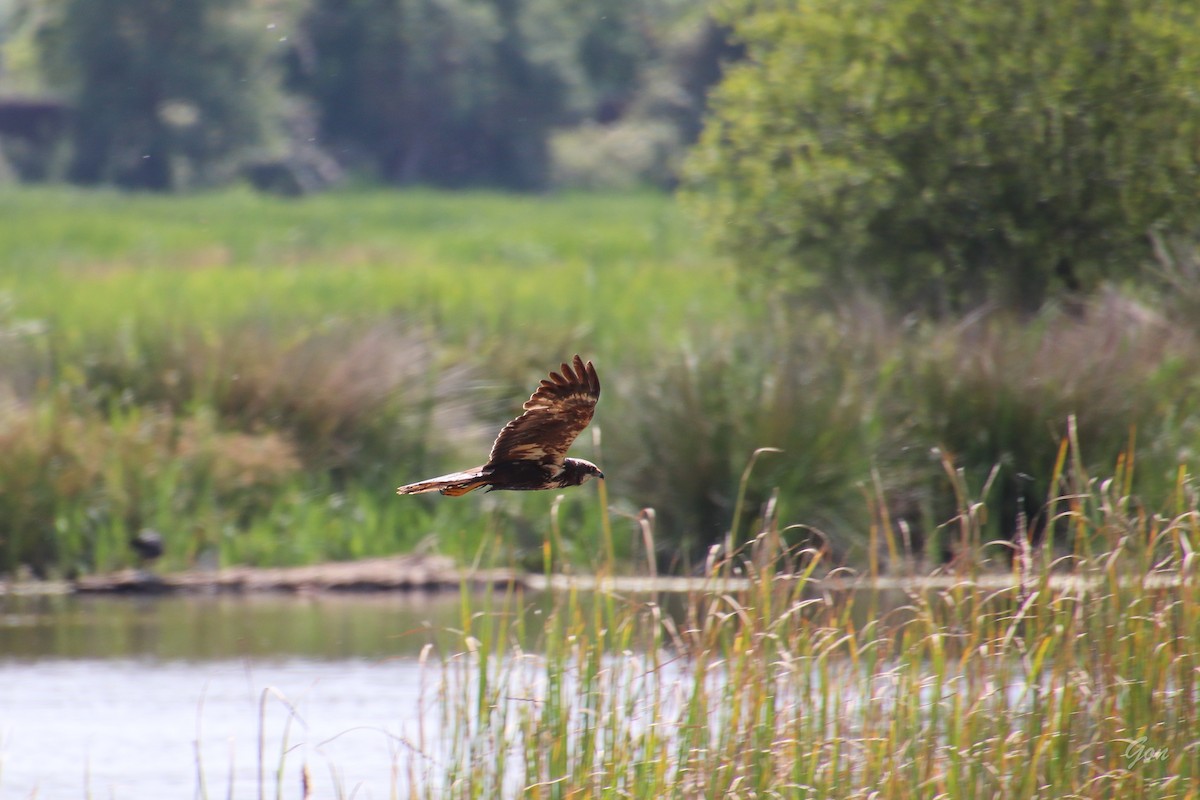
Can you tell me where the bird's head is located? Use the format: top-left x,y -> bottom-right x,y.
562,458 -> 604,486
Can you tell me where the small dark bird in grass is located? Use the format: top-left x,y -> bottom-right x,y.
397,355 -> 603,496
130,528 -> 164,563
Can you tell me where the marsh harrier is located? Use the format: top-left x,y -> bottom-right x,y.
396,355 -> 603,496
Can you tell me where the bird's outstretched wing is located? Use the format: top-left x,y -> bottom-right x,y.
488,355 -> 600,467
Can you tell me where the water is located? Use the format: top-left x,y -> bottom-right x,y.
0,593 -> 469,799
0,584 -> 1061,798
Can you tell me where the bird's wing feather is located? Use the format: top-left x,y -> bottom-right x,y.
488,355 -> 600,466
396,468 -> 486,495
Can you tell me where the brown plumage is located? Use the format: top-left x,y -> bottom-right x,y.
396,355 -> 603,496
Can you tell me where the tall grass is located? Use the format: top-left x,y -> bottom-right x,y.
611,293 -> 1200,568
901,291 -> 1200,554
1,187 -> 1199,575
414,449 -> 1199,799
0,188 -> 717,575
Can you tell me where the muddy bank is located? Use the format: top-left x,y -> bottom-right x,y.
70,554 -> 520,595
3,556 -> 1179,597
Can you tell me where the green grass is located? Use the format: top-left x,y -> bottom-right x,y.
0,187 -> 730,575
1,186 -> 1199,577
0,187 -> 717,352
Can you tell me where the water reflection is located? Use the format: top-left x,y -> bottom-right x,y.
0,592 -> 481,798
1,656 -> 431,799
0,592 -> 473,661
0,585 -> 940,798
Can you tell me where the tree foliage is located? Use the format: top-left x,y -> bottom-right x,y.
686,0 -> 1200,313
290,0 -> 653,188
20,0 -> 730,191
41,0 -> 284,190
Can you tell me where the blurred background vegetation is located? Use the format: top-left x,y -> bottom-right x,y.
0,0 -> 1198,577
0,0 -> 731,191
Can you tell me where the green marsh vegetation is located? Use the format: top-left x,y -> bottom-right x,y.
0,187 -> 716,575
0,0 -> 1195,795
248,459 -> 1195,798
1,187 -> 1200,579
209,442 -> 1197,798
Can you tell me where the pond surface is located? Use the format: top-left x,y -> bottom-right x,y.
0,592 -> 475,800
0,584 -> 945,799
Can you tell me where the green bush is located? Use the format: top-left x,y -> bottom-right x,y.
685,0 -> 1200,313
606,307 -> 894,566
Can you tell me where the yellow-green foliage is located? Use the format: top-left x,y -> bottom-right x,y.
686,0 -> 1200,313
0,187 -> 725,574
0,395 -> 300,573
1,188 -> 1199,576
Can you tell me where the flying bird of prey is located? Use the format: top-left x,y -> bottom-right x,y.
396,355 -> 603,496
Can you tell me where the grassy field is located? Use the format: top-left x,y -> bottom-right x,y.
1,187 -> 1199,578
0,187 -> 729,575
0,188 -> 715,343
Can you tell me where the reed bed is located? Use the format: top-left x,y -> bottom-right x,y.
411,449 -> 1199,799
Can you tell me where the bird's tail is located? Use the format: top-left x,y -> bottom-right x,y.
396,468 -> 488,496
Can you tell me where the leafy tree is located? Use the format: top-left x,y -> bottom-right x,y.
290,0 -> 717,188
41,0 -> 285,190
572,0 -> 655,121
292,0 -> 581,188
685,0 -> 1200,313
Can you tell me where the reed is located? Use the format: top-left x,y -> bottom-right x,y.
418,448 -> 1198,798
